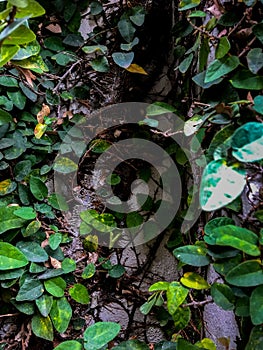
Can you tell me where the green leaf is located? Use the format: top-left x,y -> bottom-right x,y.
206,225 -> 260,256
0,76 -> 18,87
29,176 -> 48,201
188,10 -> 206,18
82,263 -> 96,279
215,37 -> 231,59
211,283 -> 235,311
44,37 -> 65,51
235,296 -> 250,317
48,193 -> 69,211
31,314 -> 53,341
44,277 -> 66,297
173,306 -> 191,331
0,268 -> 24,280
207,124 -> 235,161
0,17 -> 29,42
62,258 -> 76,273
230,69 -> 263,90
69,283 -> 90,304
106,174 -> 121,185
0,242 -> 28,270
109,264 -> 125,278
16,241 -> 49,262
11,300 -> 35,315
226,260 -> 263,287
50,297 -> 72,333
9,0 -> 28,7
178,53 -> 193,73
45,89 -> 60,105
179,0 -> 200,11
177,338 -> 200,350
204,217 -> 235,236
149,281 -> 170,292
118,18 -> 136,42
121,37 -> 139,51
126,212 -> 143,228
173,244 -> 210,267
181,272 -> 210,290
112,340 -> 149,350
195,338 -> 216,350
90,1 -> 103,15
52,52 -> 78,66
167,281 -> 188,315
13,54 -> 48,73
139,296 -> 157,315
247,48 -> 263,74
83,322 -> 121,350
80,221 -> 93,235
146,102 -> 176,116
245,326 -> 263,350
192,70 -> 223,89
200,159 -> 246,211
253,23 -> 263,44
250,285 -> 263,325
112,52 -> 134,68
141,118 -> 159,128
3,25 -> 35,45
29,262 -> 46,274
49,233 -> 62,250
90,56 -> 109,72
12,0 -> 45,18
14,160 -> 32,181
16,278 -> 44,301
12,40 -> 40,60
205,56 -> 239,83
82,45 -> 107,54
253,95 -> 263,115
0,109 -> 12,125
23,220 -> 41,237
54,341 -> 82,350
36,294 -> 53,317
14,207 -> 36,220
184,114 -> 210,136
199,37 -> 209,71
231,122 -> 263,162
54,157 -> 78,174
0,45 -> 20,66
130,6 -> 145,26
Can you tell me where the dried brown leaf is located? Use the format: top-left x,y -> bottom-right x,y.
37,103 -> 50,123
50,256 -> 62,269
45,23 -> 62,33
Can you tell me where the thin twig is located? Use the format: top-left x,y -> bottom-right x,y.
53,60 -> 82,93
183,298 -> 212,308
0,313 -> 20,318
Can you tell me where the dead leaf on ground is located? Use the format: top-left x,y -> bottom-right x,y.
50,256 -> 62,269
18,68 -> 36,87
37,103 -> 51,123
45,23 -> 62,33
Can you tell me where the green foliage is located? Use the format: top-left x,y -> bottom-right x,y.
83,322 -> 121,350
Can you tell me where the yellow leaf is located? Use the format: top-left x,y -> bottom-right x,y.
34,123 -> 47,139
126,63 -> 148,75
0,179 -> 16,196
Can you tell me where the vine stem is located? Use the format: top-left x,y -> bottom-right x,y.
182,298 -> 212,308
53,60 -> 82,93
